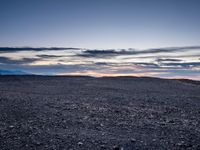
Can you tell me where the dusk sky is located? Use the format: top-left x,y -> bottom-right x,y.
0,0 -> 200,79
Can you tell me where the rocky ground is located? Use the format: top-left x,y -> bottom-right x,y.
0,75 -> 200,150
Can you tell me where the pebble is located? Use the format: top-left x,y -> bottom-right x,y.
78,142 -> 83,146
100,144 -> 106,149
100,123 -> 104,127
9,125 -> 14,128
113,146 -> 124,150
167,120 -> 175,124
131,138 -> 136,143
177,141 -> 185,146
36,141 -> 42,145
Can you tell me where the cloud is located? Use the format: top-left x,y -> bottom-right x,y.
0,56 -> 40,65
0,46 -> 199,80
161,62 -> 200,68
134,62 -> 159,68
1,46 -> 200,54
36,54 -> 64,58
131,61 -> 200,69
0,47 -> 80,53
77,46 -> 200,58
77,49 -> 119,58
94,62 -> 109,65
156,58 -> 182,62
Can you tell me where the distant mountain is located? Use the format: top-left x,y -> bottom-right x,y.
0,69 -> 28,75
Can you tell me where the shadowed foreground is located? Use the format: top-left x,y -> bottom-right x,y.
0,76 -> 200,150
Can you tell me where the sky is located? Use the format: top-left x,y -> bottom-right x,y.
0,0 -> 200,79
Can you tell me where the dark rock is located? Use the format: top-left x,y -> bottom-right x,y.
78,142 -> 83,146
113,146 -> 123,150
131,138 -> 136,143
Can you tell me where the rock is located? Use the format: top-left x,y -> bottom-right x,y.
113,146 -> 123,150
177,141 -> 193,148
166,119 -> 175,124
35,141 -> 42,145
177,141 -> 185,146
9,125 -> 14,128
100,144 -> 106,149
131,138 -> 136,143
83,116 -> 89,120
152,139 -> 156,142
78,142 -> 83,146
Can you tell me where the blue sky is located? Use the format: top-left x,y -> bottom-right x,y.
0,0 -> 200,79
1,0 -> 200,49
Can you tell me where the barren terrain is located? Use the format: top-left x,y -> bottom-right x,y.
0,76 -> 200,150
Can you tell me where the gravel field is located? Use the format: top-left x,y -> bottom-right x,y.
0,75 -> 200,150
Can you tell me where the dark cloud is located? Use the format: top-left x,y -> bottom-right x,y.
162,62 -> 200,68
1,46 -> 200,57
132,61 -> 200,69
156,58 -> 182,62
134,62 -> 159,68
36,54 -> 64,58
0,56 -> 40,65
0,47 -> 80,52
146,46 -> 200,54
77,46 -> 200,58
77,49 -> 119,58
94,62 -> 109,65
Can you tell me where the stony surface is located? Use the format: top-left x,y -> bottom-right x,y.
0,75 -> 200,150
